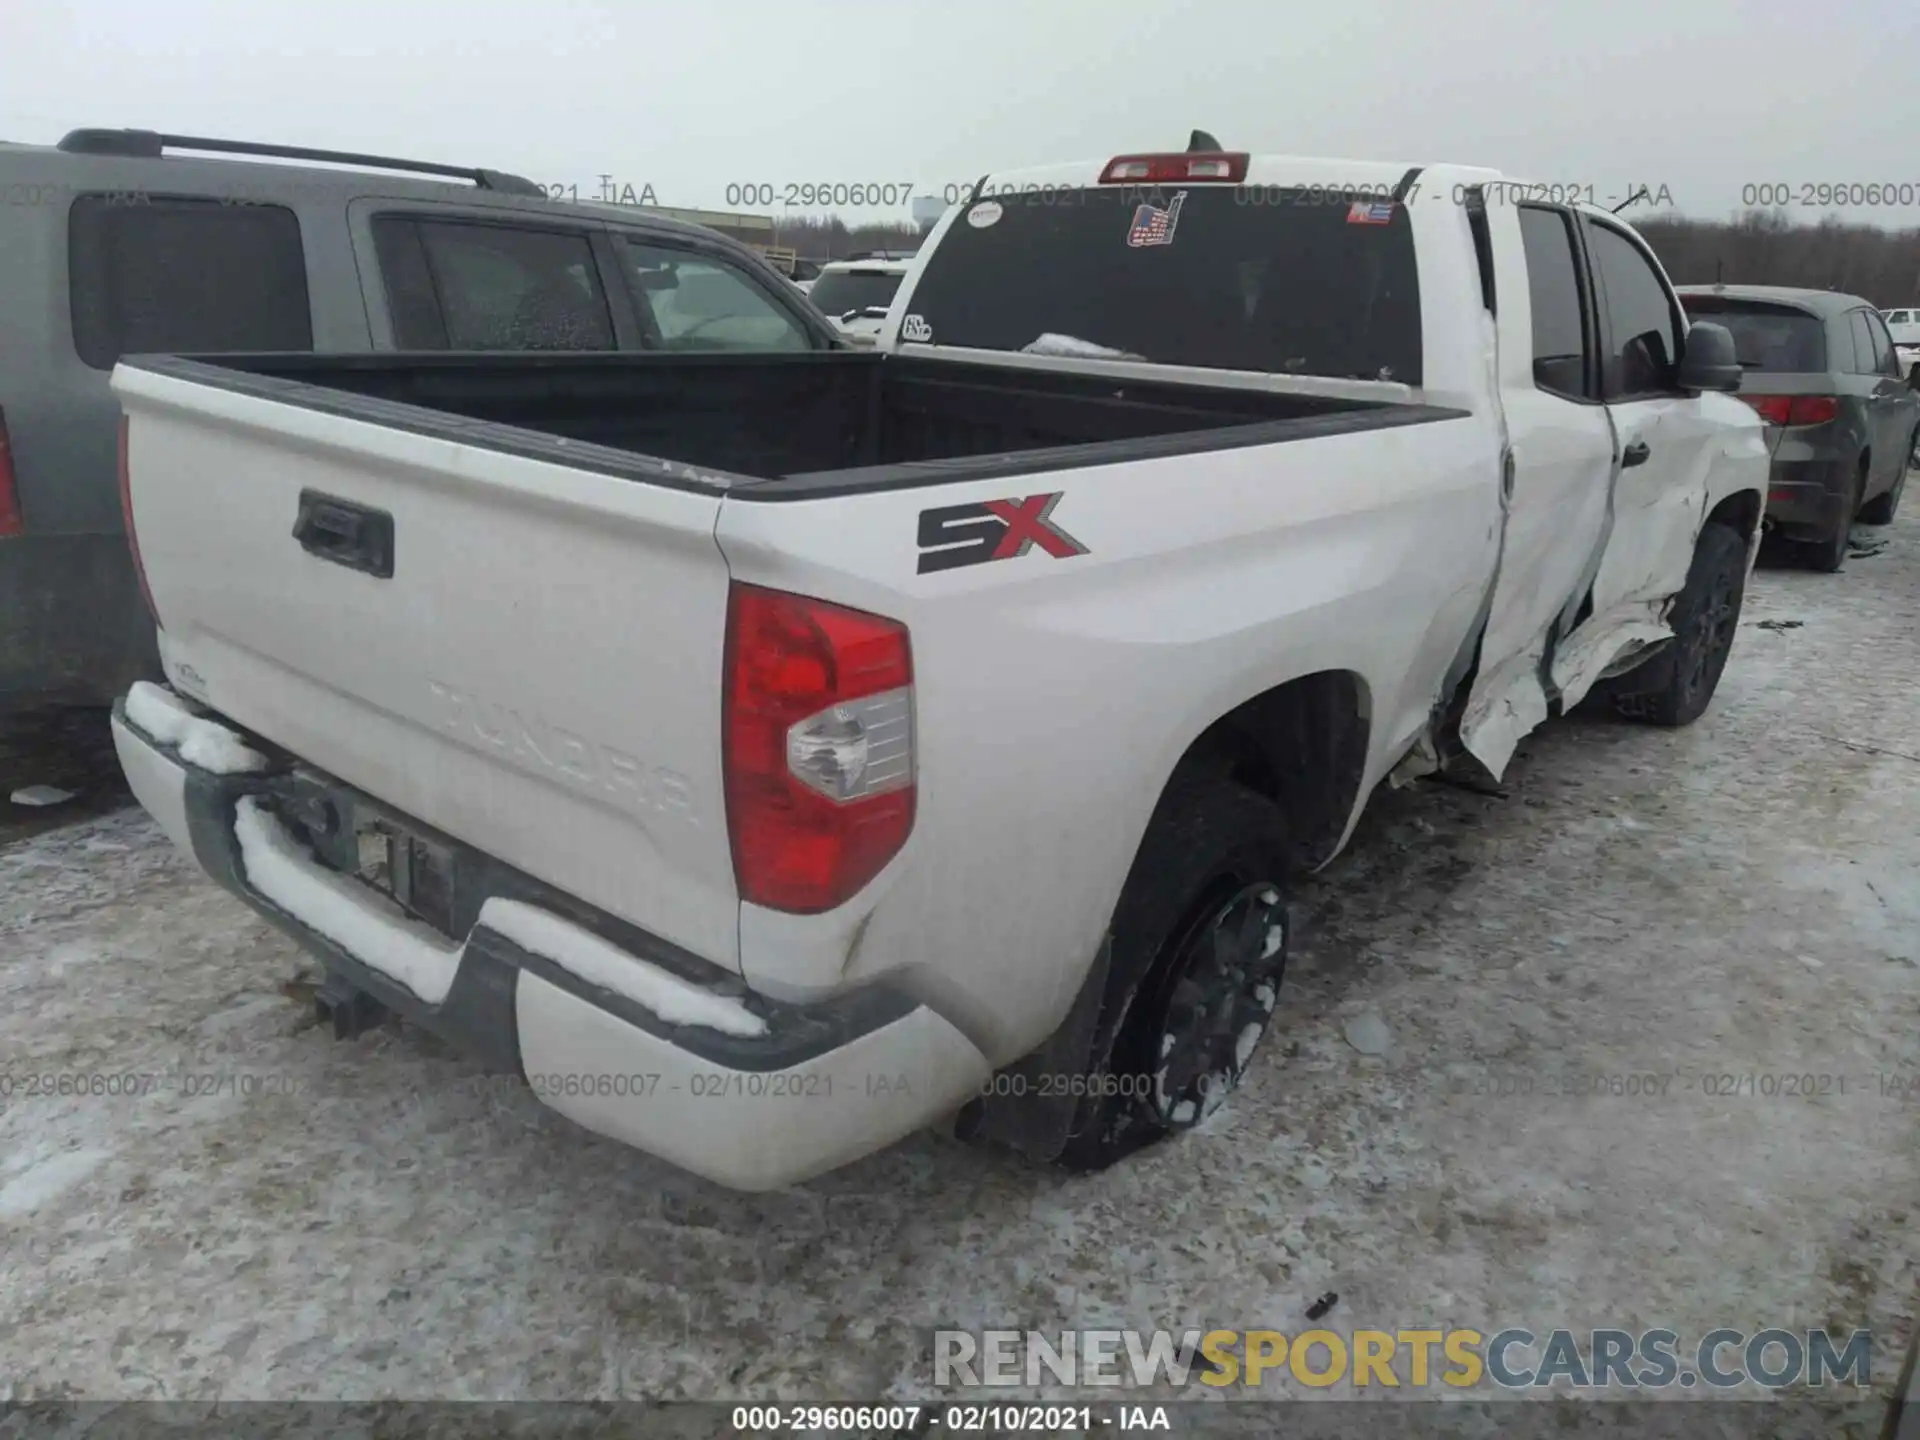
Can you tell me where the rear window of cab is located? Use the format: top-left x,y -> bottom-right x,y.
900,186 -> 1421,385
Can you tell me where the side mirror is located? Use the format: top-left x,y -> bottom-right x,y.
1908,361 -> 1920,389
1677,321 -> 1742,393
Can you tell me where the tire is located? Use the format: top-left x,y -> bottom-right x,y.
1613,521 -> 1748,728
1857,433 -> 1912,525
1804,460 -> 1864,572
1055,778 -> 1293,1172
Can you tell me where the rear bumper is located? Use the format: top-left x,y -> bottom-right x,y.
111,691 -> 991,1191
0,534 -> 161,711
1763,453 -> 1854,540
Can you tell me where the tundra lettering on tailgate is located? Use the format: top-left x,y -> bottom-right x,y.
426,680 -> 699,826
916,492 -> 1088,575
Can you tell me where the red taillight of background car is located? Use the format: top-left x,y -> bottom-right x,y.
723,583 -> 915,914
117,414 -> 157,618
1740,394 -> 1839,426
0,406 -> 22,538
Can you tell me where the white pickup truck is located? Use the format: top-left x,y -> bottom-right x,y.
109,146 -> 1768,1190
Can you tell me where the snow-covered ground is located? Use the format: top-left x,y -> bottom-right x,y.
1,523 -> 1915,1407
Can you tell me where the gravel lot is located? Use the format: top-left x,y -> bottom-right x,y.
1,518 -> 1915,1412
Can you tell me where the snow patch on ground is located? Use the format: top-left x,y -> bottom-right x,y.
0,1147 -> 109,1220
480,898 -> 766,1038
10,785 -> 75,807
124,682 -> 267,775
233,797 -> 460,1004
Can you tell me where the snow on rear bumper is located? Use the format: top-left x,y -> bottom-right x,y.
109,692 -> 991,1191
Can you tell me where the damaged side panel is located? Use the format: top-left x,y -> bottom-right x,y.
1455,198 -> 1618,779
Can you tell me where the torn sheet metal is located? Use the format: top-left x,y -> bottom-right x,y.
1459,638 -> 1551,780
1549,604 -> 1674,711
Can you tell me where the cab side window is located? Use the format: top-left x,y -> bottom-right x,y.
1586,221 -> 1682,398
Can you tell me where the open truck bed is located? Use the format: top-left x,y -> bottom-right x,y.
106,343 -> 1472,1188
120,350 -> 1460,499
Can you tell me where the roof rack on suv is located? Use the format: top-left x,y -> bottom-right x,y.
843,249 -> 914,263
53,129 -> 547,197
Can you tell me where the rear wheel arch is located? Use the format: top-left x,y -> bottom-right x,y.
955,670 -> 1372,1166
1055,774 -> 1297,1170
1858,429 -> 1911,524
1065,672 -> 1371,1147
1158,670 -> 1373,873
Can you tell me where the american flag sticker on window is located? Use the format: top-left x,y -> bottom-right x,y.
1347,200 -> 1395,225
1127,191 -> 1186,247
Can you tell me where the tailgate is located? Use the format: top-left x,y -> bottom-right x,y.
112,361 -> 742,972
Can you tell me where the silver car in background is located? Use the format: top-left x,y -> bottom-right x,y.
1680,284 -> 1919,572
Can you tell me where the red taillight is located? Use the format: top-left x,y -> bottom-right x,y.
1741,395 -> 1838,427
117,414 -> 157,619
723,583 -> 915,914
0,407 -> 22,538
1099,152 -> 1249,185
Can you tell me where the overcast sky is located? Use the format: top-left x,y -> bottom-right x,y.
3,0 -> 1915,225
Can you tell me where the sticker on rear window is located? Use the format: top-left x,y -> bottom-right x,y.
967,201 -> 1003,229
902,314 -> 933,343
1126,192 -> 1185,248
1347,200 -> 1395,225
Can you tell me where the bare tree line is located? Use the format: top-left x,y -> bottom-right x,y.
770,216 -> 927,261
772,208 -> 1920,304
1635,210 -> 1920,304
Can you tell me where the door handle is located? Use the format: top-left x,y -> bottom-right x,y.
293,490 -> 395,578
1621,439 -> 1652,468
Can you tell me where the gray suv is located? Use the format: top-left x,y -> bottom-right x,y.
1677,284 -> 1919,572
0,128 -> 842,713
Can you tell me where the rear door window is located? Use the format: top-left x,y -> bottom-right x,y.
899,186 -> 1422,383
68,196 -> 312,370
373,217 -> 615,350
620,240 -> 811,351
1516,205 -> 1593,400
1848,311 -> 1881,375
1678,299 -> 1825,373
1862,309 -> 1901,375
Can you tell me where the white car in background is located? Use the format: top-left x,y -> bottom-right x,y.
787,257 -> 822,297
1882,307 -> 1920,372
809,255 -> 914,346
